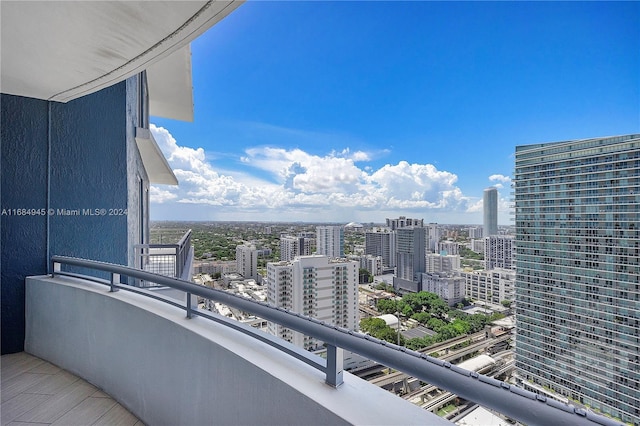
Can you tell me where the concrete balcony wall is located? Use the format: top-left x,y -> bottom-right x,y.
25,275 -> 445,426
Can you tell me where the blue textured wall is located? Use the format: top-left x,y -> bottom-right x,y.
1,95 -> 49,354
49,84 -> 129,265
1,81 -> 132,354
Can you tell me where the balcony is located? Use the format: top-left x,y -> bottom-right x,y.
134,229 -> 193,283
14,256 -> 624,426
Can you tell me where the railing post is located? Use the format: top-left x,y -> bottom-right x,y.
51,261 -> 61,276
325,344 -> 344,387
110,273 -> 120,292
186,292 -> 192,318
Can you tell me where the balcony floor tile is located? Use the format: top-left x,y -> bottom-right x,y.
1,353 -> 141,426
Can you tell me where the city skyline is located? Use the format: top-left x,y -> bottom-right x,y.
149,1 -> 639,224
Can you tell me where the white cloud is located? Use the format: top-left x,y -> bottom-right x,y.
149,124 -> 480,220
489,174 -> 511,183
149,186 -> 177,203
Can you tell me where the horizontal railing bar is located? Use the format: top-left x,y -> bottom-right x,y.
53,270 -> 187,311
49,256 -> 621,426
134,244 -> 180,250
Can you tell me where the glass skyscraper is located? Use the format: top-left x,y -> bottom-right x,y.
514,134 -> 640,424
483,187 -> 499,236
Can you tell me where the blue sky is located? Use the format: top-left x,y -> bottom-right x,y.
150,1 -> 639,225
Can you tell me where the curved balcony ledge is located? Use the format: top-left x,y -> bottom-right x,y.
25,274 -> 448,426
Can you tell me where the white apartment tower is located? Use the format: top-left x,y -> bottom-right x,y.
468,227 -> 483,239
484,235 -> 515,270
235,244 -> 258,280
420,272 -> 464,307
437,241 -> 460,256
427,223 -> 441,252
386,216 -> 424,230
316,226 -> 344,258
360,255 -> 383,277
267,255 -> 359,350
461,268 -> 515,305
280,235 -> 315,262
426,253 -> 461,273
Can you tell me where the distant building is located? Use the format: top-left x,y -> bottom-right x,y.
514,134 -> 640,424
437,240 -> 460,256
316,226 -> 344,258
236,244 -> 258,280
280,235 -> 315,262
193,260 -> 237,275
385,216 -> 424,230
461,268 -> 515,305
468,227 -> 483,239
266,255 -> 359,350
427,223 -> 441,252
393,227 -> 427,293
359,255 -> 383,277
484,235 -> 514,270
470,239 -> 485,254
365,227 -> 396,267
483,187 -> 498,237
427,253 -> 460,273
420,272 -> 464,307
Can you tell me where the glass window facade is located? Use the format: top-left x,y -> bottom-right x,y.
514,134 -> 640,424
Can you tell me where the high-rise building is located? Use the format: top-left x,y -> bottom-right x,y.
359,255 -> 383,277
483,187 -> 498,237
280,235 -> 315,262
437,241 -> 460,256
514,134 -> 640,424
393,227 -> 427,293
461,268 -> 515,305
470,239 -> 485,253
316,226 -> 344,258
365,227 -> 395,267
426,253 -> 460,273
484,235 -> 515,270
427,223 -> 441,252
420,272 -> 464,307
236,244 -> 258,280
386,216 -> 423,230
266,255 -> 359,350
468,227 -> 483,239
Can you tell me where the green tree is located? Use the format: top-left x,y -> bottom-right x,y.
411,311 -> 431,324
377,327 -> 405,346
359,317 -> 387,335
427,317 -> 446,333
376,298 -> 397,314
401,304 -> 415,318
451,318 -> 471,335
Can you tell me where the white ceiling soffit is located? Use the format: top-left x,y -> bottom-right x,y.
135,127 -> 179,185
147,45 -> 194,122
1,1 -> 242,103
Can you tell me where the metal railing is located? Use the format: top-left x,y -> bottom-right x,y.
49,255 -> 621,426
134,229 -> 192,281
